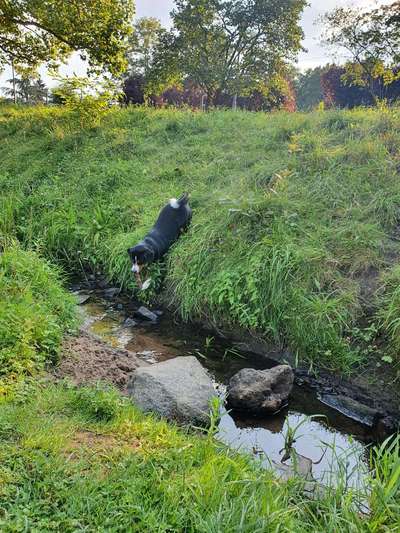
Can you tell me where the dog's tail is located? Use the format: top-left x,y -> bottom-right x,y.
170,192 -> 190,209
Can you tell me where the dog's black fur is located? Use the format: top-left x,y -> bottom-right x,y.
128,193 -> 192,269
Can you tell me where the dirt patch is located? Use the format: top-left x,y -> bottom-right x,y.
69,430 -> 118,450
64,430 -> 141,466
54,331 -> 147,393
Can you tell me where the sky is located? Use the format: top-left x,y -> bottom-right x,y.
0,0 -> 393,90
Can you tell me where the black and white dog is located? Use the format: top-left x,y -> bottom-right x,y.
128,193 -> 192,289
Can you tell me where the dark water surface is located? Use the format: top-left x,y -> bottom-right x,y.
80,297 -> 371,490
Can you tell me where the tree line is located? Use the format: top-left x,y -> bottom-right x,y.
1,0 -> 399,110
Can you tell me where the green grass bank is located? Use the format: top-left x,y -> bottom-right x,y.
0,380 -> 399,532
2,104 -> 400,373
1,104 -> 400,530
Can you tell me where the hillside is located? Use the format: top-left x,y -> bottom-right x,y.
1,104 -> 400,530
1,104 -> 400,375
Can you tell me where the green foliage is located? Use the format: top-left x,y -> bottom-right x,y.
67,382 -> 125,421
2,67 -> 48,104
295,66 -> 326,110
379,265 -> 400,355
321,2 -> 400,99
0,0 -> 134,76
369,434 -> 400,530
51,75 -> 119,127
0,382 -> 398,531
127,17 -> 165,78
148,0 -> 307,101
0,244 -> 77,396
1,105 -> 400,373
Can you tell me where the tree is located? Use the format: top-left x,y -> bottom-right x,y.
0,0 -> 135,76
122,73 -> 146,105
321,63 -> 400,109
320,65 -> 373,109
1,66 -> 48,103
127,17 -> 164,78
123,17 -> 165,105
147,0 -> 307,104
321,2 -> 400,100
295,67 -> 326,111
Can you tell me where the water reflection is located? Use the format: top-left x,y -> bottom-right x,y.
79,295 -> 371,491
218,409 -> 368,489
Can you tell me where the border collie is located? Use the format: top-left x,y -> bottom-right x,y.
128,193 -> 192,289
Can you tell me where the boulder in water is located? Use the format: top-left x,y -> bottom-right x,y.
135,306 -> 158,322
227,365 -> 294,414
127,356 -> 216,426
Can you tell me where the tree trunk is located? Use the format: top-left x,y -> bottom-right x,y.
11,59 -> 16,104
232,94 -> 237,110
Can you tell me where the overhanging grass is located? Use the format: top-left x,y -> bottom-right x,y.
1,104 -> 400,372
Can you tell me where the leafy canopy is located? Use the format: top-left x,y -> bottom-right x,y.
148,0 -> 307,100
294,66 -> 328,111
321,2 -> 400,97
0,0 -> 135,75
127,17 -> 165,78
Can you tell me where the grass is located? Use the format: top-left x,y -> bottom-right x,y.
0,381 -> 399,532
1,102 -> 400,529
0,243 -> 77,397
2,104 -> 400,373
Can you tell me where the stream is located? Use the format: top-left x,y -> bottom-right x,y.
76,293 -> 372,492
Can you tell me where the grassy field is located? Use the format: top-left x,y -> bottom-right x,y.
1,103 -> 400,530
1,104 -> 400,373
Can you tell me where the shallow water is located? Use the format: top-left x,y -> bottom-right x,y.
79,297 -> 370,490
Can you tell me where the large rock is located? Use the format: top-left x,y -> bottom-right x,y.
227,365 -> 294,414
127,356 -> 216,426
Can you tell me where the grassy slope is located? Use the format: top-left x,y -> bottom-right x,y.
0,245 -> 76,396
1,105 -> 400,530
2,105 -> 400,374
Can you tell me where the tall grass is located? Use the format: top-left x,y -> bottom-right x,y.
0,244 -> 77,396
1,104 -> 400,371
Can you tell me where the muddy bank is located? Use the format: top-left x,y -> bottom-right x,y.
55,331 -> 147,393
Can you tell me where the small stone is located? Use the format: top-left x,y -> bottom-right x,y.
154,310 -> 164,317
135,306 -> 158,322
104,287 -> 120,299
97,279 -> 108,289
123,318 -> 138,328
318,394 -> 380,427
73,292 -> 91,305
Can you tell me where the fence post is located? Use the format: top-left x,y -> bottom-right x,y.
232,94 -> 237,110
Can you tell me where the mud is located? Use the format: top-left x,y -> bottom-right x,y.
55,331 -> 147,393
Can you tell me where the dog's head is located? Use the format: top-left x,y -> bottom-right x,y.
127,244 -> 155,272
